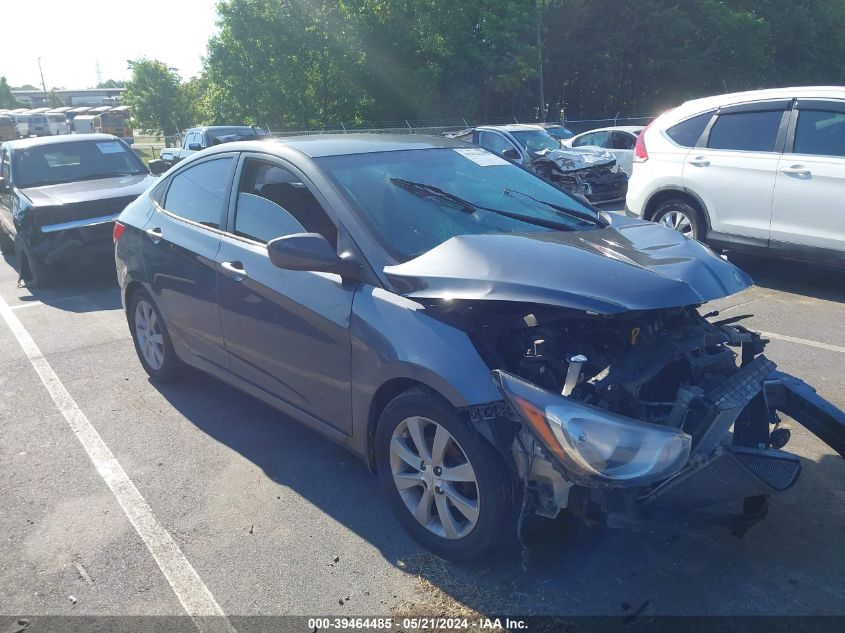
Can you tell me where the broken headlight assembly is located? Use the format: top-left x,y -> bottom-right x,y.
493,370 -> 691,486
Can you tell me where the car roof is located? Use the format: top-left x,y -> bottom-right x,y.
575,125 -> 645,135
3,133 -> 121,150
197,134 -> 471,158
670,85 -> 845,120
194,125 -> 259,132
477,124 -> 545,133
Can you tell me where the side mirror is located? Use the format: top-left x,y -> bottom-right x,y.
188,143 -> 202,151
267,233 -> 341,272
502,148 -> 519,160
148,159 -> 169,176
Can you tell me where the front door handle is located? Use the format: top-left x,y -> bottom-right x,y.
688,157 -> 710,167
220,260 -> 248,281
781,165 -> 812,178
145,226 -> 162,243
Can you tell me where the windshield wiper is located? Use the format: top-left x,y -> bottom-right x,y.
389,178 -> 578,231
502,188 -> 605,226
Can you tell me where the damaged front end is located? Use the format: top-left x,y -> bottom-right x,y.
481,308 -> 844,534
532,147 -> 628,203
385,225 -> 844,536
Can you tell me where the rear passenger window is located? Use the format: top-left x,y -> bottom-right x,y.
793,110 -> 845,158
708,110 -> 783,152
666,112 -> 713,147
163,157 -> 233,228
233,158 -> 337,248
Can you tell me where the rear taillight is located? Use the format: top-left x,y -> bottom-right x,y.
113,221 -> 126,243
634,107 -> 675,164
634,123 -> 651,163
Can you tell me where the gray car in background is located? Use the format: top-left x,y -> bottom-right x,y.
114,135 -> 845,560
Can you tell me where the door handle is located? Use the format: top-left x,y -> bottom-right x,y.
688,157 -> 710,167
220,260 -> 248,281
781,165 -> 812,178
144,226 -> 162,243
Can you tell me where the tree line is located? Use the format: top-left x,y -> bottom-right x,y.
123,0 -> 845,134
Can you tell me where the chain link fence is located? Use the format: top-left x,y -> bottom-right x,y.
129,116 -> 653,161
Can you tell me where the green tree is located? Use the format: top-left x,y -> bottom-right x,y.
205,0 -> 369,128
542,0 -> 772,120
0,77 -> 22,108
47,90 -> 65,108
181,75 -> 211,126
97,79 -> 126,89
123,59 -> 185,134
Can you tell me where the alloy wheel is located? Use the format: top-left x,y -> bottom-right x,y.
389,416 -> 480,539
134,299 -> 165,370
658,209 -> 694,236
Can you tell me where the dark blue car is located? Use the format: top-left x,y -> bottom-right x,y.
114,135 -> 845,560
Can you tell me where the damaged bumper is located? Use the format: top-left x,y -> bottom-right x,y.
494,357 -> 845,532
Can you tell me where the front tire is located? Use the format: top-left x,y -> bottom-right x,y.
375,388 -> 516,561
0,227 -> 13,255
653,198 -> 706,241
15,238 -> 52,288
128,288 -> 184,382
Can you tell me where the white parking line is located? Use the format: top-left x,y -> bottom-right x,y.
10,300 -> 43,310
0,293 -> 236,633
759,330 -> 845,355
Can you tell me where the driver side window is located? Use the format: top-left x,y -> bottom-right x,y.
233,158 -> 338,248
576,131 -> 609,147
478,132 -> 518,159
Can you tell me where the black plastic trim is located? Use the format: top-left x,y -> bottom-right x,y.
795,99 -> 845,114
718,99 -> 793,114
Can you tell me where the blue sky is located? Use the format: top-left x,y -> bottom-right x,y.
3,0 -> 220,88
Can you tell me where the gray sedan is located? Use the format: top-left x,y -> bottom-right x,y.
114,135 -> 845,560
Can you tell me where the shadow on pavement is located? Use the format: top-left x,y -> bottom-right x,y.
2,251 -> 121,313
727,253 -> 845,304
150,369 -> 845,616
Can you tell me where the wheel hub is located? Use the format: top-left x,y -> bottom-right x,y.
389,416 -> 480,540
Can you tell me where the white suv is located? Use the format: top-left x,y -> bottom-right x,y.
626,86 -> 845,266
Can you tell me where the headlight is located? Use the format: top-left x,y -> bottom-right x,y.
493,371 -> 691,486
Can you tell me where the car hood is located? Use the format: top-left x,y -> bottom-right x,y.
383,216 -> 753,314
537,146 -> 617,171
20,174 -> 155,207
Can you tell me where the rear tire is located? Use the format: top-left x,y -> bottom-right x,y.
375,388 -> 517,561
653,198 -> 706,241
128,288 -> 184,382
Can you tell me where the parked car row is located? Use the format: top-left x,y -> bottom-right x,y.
159,125 -> 270,167
449,124 -> 629,203
2,88 -> 844,563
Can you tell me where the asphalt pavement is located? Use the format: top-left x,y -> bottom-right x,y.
0,225 -> 844,627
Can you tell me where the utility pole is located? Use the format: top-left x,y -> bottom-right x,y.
37,57 -> 48,103
535,0 -> 546,122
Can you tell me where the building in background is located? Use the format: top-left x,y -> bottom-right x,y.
11,88 -> 125,107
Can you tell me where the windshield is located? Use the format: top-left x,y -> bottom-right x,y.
510,129 -> 561,155
12,139 -> 147,188
315,147 -> 601,262
207,127 -> 268,141
545,126 -> 575,140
